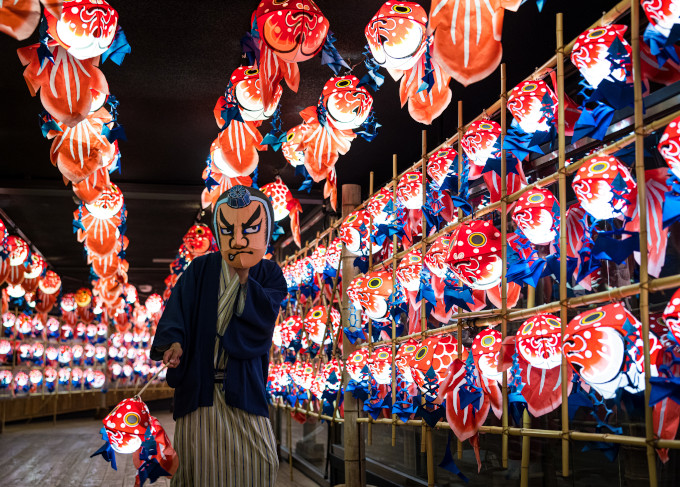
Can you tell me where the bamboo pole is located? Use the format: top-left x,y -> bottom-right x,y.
287,405 -> 293,481
556,11 -> 571,478
457,100 -> 464,460
368,171 -> 374,447
500,63 -> 510,470
520,287 -> 535,487
631,2 -> 658,485
391,154 -> 399,447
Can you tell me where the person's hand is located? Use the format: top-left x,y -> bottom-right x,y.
163,342 -> 182,368
234,267 -> 249,285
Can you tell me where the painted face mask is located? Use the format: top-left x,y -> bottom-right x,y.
507,80 -> 558,134
564,302 -> 661,399
446,220 -> 503,290
347,271 -> 394,322
516,314 -> 562,370
572,156 -> 636,220
511,188 -> 559,245
212,185 -> 274,269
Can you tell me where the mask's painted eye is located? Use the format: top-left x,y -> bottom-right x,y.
244,224 -> 261,234
220,227 -> 233,235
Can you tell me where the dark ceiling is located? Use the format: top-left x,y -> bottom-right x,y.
0,0 -> 618,298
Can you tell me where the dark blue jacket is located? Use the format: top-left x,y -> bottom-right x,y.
151,252 -> 287,419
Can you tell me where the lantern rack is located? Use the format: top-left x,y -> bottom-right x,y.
271,1 -> 679,487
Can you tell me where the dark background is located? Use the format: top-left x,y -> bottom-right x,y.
0,0 -> 617,298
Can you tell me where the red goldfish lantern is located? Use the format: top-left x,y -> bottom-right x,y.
429,0 -> 521,86
511,188 -> 559,245
446,220 -> 503,290
18,44 -> 108,127
75,287 -> 93,308
657,115 -> 680,180
460,119 -> 502,179
22,254 -> 46,294
571,25 -> 631,89
182,224 -> 217,258
396,172 -> 423,210
145,294 -> 162,315
77,183 -> 125,257
507,80 -> 558,134
367,346 -> 393,384
261,177 -> 302,248
365,187 -> 395,226
409,335 -> 467,402
201,139 -> 252,210
279,315 -> 303,349
310,245 -> 327,274
324,237 -> 343,275
564,302 -> 661,399
213,66 -> 281,178
396,248 -> 422,293
347,271 -> 394,323
346,349 -> 370,383
45,0 -> 118,60
102,397 -> 151,453
427,147 -> 458,190
339,209 -> 382,256
0,0 -> 62,40
281,124 -> 309,168
471,329 -> 503,417
304,306 -> 341,345
253,0 -> 329,111
663,288 -> 680,345
365,2 -> 451,124
572,156 -> 636,220
394,339 -> 419,383
516,314 -> 562,370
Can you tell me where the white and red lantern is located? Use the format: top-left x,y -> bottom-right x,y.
570,25 -> 631,89
658,116 -> 680,180
304,306 -> 341,345
339,209 -> 382,256
507,80 -> 558,134
461,120 -> 502,168
572,156 -> 636,220
516,314 -> 562,369
511,188 -> 559,245
446,220 -> 503,290
396,172 -> 423,210
103,397 -> 151,454
347,271 -> 394,322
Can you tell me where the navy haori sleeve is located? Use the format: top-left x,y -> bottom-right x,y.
221,260 -> 287,360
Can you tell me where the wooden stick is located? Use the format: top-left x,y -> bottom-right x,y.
556,11 -> 571,478
419,129 -> 429,458
500,62 -> 510,470
391,154 -> 399,447
520,287 -> 535,487
631,2 -> 658,485
368,170 -> 374,447
457,101 -> 465,460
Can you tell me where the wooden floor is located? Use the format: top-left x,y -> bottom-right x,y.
0,408 -> 320,487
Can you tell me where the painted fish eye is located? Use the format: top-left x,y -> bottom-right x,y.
312,310 -> 323,319
352,353 -> 364,362
521,322 -> 534,335
580,310 -> 604,325
589,161 -> 609,173
287,131 -> 295,141
409,255 -> 421,262
367,277 -> 383,289
480,123 -> 494,130
468,232 -> 487,247
407,174 -> 419,181
587,28 -> 606,39
378,351 -> 389,359
481,335 -> 496,347
436,151 -> 448,158
195,228 -> 204,234
244,68 -> 259,76
124,412 -> 140,427
346,214 -> 358,223
414,346 -> 428,361
392,4 -> 412,13
546,318 -> 561,329
404,345 -> 416,353
527,193 -> 545,204
305,367 -> 313,374
335,79 -> 352,88
522,83 -> 538,92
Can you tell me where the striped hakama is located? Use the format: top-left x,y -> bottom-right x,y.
171,260 -> 279,486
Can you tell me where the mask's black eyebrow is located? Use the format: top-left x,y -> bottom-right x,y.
242,205 -> 262,229
219,209 -> 234,229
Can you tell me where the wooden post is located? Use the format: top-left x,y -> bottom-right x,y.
367,171 -> 374,447
342,184 -> 366,487
287,405 -> 294,481
630,2 -> 658,486
391,155 -> 399,447
500,63 -> 510,470
556,12 -> 571,478
457,101 -> 465,459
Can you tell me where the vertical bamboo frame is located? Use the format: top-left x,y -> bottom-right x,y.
556,12 -> 571,478
500,63 -> 510,470
631,1 -> 658,485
